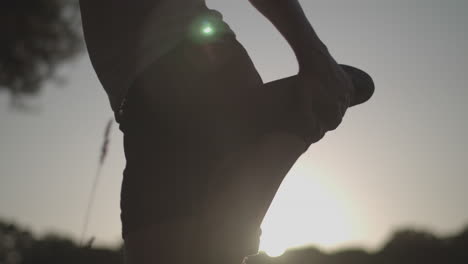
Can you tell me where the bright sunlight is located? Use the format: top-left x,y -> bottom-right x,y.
259,157 -> 356,257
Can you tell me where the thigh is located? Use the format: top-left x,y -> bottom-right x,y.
258,75 -> 326,146
203,76 -> 326,235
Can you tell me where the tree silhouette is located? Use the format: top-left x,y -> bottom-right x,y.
378,228 -> 445,264
0,0 -> 83,107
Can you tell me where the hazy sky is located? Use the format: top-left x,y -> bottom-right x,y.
1,0 -> 467,256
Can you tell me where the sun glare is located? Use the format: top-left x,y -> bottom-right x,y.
259,159 -> 355,257
203,26 -> 213,34
201,24 -> 215,36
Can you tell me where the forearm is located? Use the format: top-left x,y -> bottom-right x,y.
248,0 -> 328,69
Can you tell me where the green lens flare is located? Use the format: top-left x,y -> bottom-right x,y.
190,17 -> 221,43
201,24 -> 215,36
203,27 -> 213,34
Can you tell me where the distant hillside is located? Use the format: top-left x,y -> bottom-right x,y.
1,219 -> 467,264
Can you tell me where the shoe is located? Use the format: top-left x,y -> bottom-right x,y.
339,64 -> 375,107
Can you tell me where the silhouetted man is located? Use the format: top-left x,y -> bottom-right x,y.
79,0 -> 374,263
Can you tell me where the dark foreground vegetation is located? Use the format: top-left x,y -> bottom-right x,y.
1,219 -> 467,264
